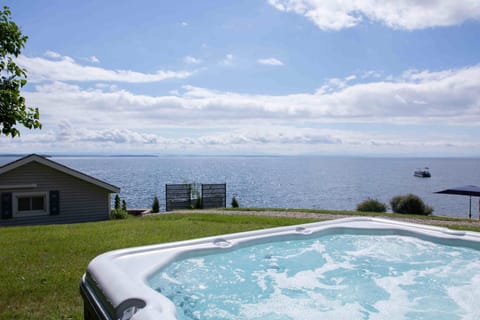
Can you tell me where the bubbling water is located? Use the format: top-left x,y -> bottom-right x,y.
148,234 -> 480,320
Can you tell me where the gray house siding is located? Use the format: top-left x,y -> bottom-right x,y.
0,162 -> 112,226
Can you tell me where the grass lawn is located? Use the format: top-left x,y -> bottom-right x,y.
1,211 -> 479,319
0,213 -> 315,320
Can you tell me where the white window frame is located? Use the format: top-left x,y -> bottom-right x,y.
12,192 -> 49,217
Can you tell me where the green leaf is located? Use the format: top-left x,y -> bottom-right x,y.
0,6 -> 41,137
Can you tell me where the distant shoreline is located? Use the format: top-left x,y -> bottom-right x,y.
0,154 -> 158,158
1,153 -> 479,159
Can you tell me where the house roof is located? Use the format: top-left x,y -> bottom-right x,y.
0,154 -> 120,193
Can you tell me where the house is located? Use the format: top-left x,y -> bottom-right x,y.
0,154 -> 120,226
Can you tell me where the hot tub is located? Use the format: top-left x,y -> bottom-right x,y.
80,217 -> 480,320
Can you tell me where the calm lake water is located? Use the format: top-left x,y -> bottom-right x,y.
1,156 -> 479,218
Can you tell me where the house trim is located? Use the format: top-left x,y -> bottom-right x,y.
0,184 -> 37,190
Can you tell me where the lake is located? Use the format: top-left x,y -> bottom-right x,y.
1,156 -> 479,218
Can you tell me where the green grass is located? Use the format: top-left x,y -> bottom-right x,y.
1,211 -> 479,320
0,214 -> 315,320
445,224 -> 480,232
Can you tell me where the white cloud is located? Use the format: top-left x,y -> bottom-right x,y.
87,56 -> 100,63
0,121 -> 348,155
56,121 -> 159,144
18,53 -> 193,83
9,64 -> 480,155
25,65 -> 480,129
316,74 -> 357,93
181,21 -> 188,27
196,127 -> 342,146
257,58 -> 284,66
362,70 -> 382,79
345,75 -> 356,82
44,50 -> 62,59
222,54 -> 234,65
3,121 -> 478,156
183,56 -> 201,64
267,0 -> 480,30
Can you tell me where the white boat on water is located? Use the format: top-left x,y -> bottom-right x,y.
414,167 -> 431,178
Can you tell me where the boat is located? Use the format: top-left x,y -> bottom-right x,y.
414,167 -> 431,178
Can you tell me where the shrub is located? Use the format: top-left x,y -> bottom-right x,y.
390,194 -> 433,215
356,198 -> 386,213
231,196 -> 239,208
111,195 -> 128,219
110,208 -> 128,220
114,194 -> 121,210
152,196 -> 160,213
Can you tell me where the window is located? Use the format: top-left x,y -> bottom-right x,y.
18,197 -> 31,211
18,195 -> 45,212
13,192 -> 48,217
31,196 -> 45,211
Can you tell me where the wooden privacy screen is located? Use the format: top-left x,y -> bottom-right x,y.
165,183 -> 226,211
201,184 -> 226,209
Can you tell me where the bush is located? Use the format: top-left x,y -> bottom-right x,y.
231,196 -> 239,208
112,194 -> 128,218
390,194 -> 433,215
114,194 -> 121,210
152,196 -> 160,213
110,208 -> 128,220
356,198 -> 386,213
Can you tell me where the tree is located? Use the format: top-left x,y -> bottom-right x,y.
114,194 -> 121,209
231,196 -> 239,208
152,196 -> 159,213
1,6 -> 41,137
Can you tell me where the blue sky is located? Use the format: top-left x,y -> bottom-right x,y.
2,0 -> 480,156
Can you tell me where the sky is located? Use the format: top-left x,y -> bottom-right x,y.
1,0 -> 480,156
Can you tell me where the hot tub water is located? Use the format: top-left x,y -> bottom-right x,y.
148,234 -> 480,320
